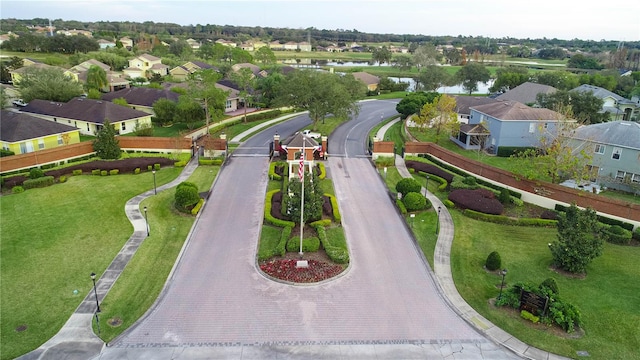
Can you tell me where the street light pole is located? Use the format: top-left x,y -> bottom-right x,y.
410,213 -> 415,229
436,206 -> 441,234
90,272 -> 100,313
152,170 -> 157,195
384,167 -> 387,181
144,206 -> 149,236
498,269 -> 508,301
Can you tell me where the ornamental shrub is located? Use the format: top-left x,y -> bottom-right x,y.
450,176 -> 478,190
134,168 -> 141,174
396,177 -> 422,197
403,192 -> 427,211
191,199 -> 205,215
174,160 -> 187,167
59,175 -> 67,183
286,236 -> 320,253
396,198 -> 407,214
109,169 -> 119,175
29,168 -> 45,179
154,163 -> 161,170
101,170 -> 108,176
23,176 -> 55,189
92,169 -> 100,175
147,165 -> 152,171
485,251 -> 501,271
175,182 -> 200,212
521,310 -> 540,323
601,225 -> 632,245
12,186 -> 25,194
499,187 -> 511,204
540,278 -> 559,295
73,169 -> 82,176
634,227 -> 640,241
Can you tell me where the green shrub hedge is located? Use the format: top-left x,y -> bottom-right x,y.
375,156 -> 395,168
109,169 -> 119,175
555,204 -> 634,230
29,168 -> 45,179
198,158 -> 223,166
521,310 -> 540,323
12,186 -> 24,194
485,251 -> 501,271
396,198 -> 407,214
634,227 -> 640,241
403,191 -> 428,211
265,190 -> 295,227
23,176 -> 55,189
59,175 -> 67,183
174,160 -> 187,167
92,169 -> 101,175
73,169 -> 82,176
396,177 -> 422,197
314,224 -> 349,264
269,161 -> 284,180
191,199 -> 205,215
154,163 -> 161,170
318,162 -> 326,180
101,170 -> 108,176
134,168 -> 141,174
496,146 -> 537,158
175,181 -> 200,212
463,209 -> 558,227
286,236 -> 320,253
324,193 -> 341,223
418,172 -> 448,191
601,225 -> 632,245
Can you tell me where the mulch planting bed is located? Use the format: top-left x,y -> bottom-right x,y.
2,157 -> 176,188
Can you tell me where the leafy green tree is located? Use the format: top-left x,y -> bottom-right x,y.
391,54 -> 413,71
443,48 -> 464,65
255,71 -> 285,108
17,67 -> 84,102
489,66 -> 530,93
229,67 -> 255,123
287,173 -> 323,223
254,46 -> 276,65
185,69 -> 227,130
0,88 -> 9,109
412,43 -> 440,70
274,70 -> 365,130
395,91 -> 439,119
532,71 -> 579,91
92,120 -> 121,159
455,62 -> 491,94
174,96 -> 205,129
231,47 -> 253,64
549,204 -> 603,274
86,88 -> 102,99
567,54 -> 603,70
152,98 -> 177,126
371,46 -> 392,65
537,90 -> 607,124
416,65 -> 453,92
85,65 -> 108,92
169,39 -> 193,58
112,97 -> 129,107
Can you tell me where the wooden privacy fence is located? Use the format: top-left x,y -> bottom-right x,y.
405,142 -> 640,223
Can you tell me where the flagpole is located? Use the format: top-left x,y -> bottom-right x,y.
299,136 -> 305,257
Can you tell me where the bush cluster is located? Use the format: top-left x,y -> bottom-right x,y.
555,204 -> 634,231
403,192 -> 428,211
463,209 -> 558,227
450,176 -> 479,190
496,146 -> 537,157
396,198 -> 407,214
29,168 -> 45,179
317,163 -> 326,180
191,199 -> 205,215
485,251 -> 501,271
175,182 -> 200,212
174,160 -> 187,167
325,193 -> 341,223
101,170 -> 108,176
286,236 -> 320,253
634,227 -> 640,241
134,168 -> 141,174
109,169 -> 119,175
12,186 -> 24,194
396,177 -> 422,197
59,175 -> 67,183
264,190 -> 295,227
269,161 -> 284,180
314,224 -> 349,264
23,176 -> 55,189
73,169 -> 82,176
448,189 -> 504,215
405,160 -> 454,183
520,310 -> 540,323
198,158 -> 223,165
601,225 -> 632,245
374,156 -> 395,168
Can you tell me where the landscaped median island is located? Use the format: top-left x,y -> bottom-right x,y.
379,155 -> 640,359
258,160 -> 349,284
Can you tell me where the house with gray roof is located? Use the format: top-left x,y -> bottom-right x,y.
496,82 -> 557,106
453,96 -> 500,123
101,87 -> 180,115
20,98 -> 152,135
569,121 -> 640,194
1,110 -> 80,154
572,84 -> 640,121
468,101 -> 569,155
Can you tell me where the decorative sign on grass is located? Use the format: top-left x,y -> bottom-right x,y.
519,289 -> 549,316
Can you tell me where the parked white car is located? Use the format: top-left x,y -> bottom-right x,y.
12,99 -> 27,107
302,129 -> 321,138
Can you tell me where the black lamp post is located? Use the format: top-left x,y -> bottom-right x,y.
498,269 -> 508,301
436,206 -> 441,234
144,206 -> 149,236
90,272 -> 100,313
425,174 -> 430,195
152,169 -> 157,195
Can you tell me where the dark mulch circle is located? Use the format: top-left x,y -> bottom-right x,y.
15,325 -> 27,332
107,317 -> 123,327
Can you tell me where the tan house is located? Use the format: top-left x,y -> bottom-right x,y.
252,41 -> 267,49
231,63 -> 261,78
10,62 -> 62,85
352,72 -> 380,92
215,83 -> 241,113
21,98 -> 152,135
56,29 -> 92,37
169,61 -> 218,81
119,37 -> 133,49
298,42 -> 312,52
240,42 -> 254,51
186,38 -> 201,50
123,54 -> 169,79
215,39 -> 236,47
269,41 -> 284,51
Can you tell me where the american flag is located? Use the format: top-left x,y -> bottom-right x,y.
298,152 -> 304,181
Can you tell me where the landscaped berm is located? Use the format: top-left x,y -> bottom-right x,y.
259,161 -> 349,283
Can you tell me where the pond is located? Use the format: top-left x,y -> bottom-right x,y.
388,77 -> 495,94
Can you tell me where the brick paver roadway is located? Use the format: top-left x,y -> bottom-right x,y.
112,155 -> 490,349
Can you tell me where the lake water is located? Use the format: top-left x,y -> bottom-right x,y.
388,77 -> 495,94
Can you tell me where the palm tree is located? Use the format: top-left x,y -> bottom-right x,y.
86,65 -> 108,92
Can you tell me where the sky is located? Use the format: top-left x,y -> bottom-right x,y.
1,0 -> 639,42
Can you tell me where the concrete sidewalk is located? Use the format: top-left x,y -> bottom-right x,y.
375,117 -> 400,140
17,159 -> 200,360
394,155 -> 570,360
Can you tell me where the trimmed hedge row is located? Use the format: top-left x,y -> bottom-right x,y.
601,225 -> 632,245
198,158 -> 223,166
405,160 -> 454,183
317,162 -> 326,180
325,193 -> 341,223
463,209 -> 558,227
191,199 -> 205,215
555,204 -> 634,231
417,154 -> 522,199
265,190 -> 295,227
418,171 -> 448,191
314,224 -> 349,264
496,146 -> 537,158
286,236 -> 320,252
269,161 -> 284,180
23,176 -> 55,189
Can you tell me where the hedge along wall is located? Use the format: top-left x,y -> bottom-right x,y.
0,142 -> 94,174
405,142 -> 640,227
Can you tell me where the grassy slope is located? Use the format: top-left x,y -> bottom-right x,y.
0,168 -> 181,359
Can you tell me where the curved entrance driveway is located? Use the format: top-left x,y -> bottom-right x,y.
100,101 -> 519,359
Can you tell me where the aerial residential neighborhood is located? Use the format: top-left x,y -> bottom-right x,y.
1,9 -> 639,360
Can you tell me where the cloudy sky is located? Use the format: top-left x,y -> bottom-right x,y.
1,0 -> 639,41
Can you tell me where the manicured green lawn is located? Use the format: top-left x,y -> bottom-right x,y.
449,211 -> 640,359
96,166 -> 218,342
0,168 -> 183,360
151,121 -> 206,137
